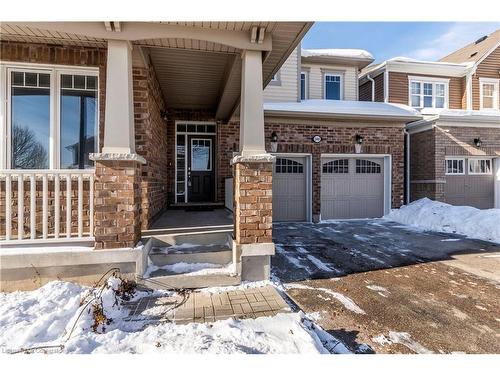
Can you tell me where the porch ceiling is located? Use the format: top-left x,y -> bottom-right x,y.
0,21 -> 313,121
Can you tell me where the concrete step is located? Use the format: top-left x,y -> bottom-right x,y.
137,272 -> 241,290
149,245 -> 232,266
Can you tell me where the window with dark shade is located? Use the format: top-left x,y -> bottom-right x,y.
325,74 -> 341,100
59,74 -> 98,169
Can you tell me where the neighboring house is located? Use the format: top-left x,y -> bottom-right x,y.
0,22 -> 420,291
359,29 -> 500,209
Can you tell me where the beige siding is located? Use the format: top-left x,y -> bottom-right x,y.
302,63 -> 358,100
264,48 -> 299,102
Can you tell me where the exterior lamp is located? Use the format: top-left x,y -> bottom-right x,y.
270,131 -> 278,152
355,134 -> 364,154
160,110 -> 168,121
474,138 -> 482,147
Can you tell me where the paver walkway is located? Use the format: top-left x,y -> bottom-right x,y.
123,285 -> 291,324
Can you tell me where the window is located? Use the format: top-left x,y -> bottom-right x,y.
356,159 -> 381,174
324,74 -> 342,100
445,159 -> 465,175
191,139 -> 211,171
6,66 -> 98,170
300,72 -> 308,100
469,159 -> 492,175
275,158 -> 303,174
409,78 -> 448,109
10,71 -> 51,169
60,74 -> 98,169
480,78 -> 499,110
323,159 -> 349,174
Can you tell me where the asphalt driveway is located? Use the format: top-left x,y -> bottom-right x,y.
272,219 -> 500,354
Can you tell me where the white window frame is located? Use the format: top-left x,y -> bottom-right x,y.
468,158 -> 493,175
1,62 -> 99,170
408,76 -> 449,109
479,78 -> 499,110
445,157 -> 465,175
300,71 -> 309,100
323,73 -> 343,100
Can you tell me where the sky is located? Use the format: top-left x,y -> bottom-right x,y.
301,22 -> 500,63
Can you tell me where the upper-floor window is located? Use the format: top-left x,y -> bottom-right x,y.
324,74 -> 342,100
409,78 -> 448,109
300,71 -> 308,100
480,78 -> 499,110
3,65 -> 98,170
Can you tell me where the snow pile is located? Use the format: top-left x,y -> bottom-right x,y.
264,99 -> 421,119
0,278 -> 342,354
384,198 -> 500,243
144,260 -> 235,278
302,48 -> 374,60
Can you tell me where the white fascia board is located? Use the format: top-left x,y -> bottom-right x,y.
264,109 -> 420,122
405,118 -> 438,134
387,61 -> 469,77
359,64 -> 386,84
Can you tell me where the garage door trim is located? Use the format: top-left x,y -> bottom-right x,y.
321,153 -> 392,218
271,153 -> 313,222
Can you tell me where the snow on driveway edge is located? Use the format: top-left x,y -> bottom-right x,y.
383,198 -> 500,244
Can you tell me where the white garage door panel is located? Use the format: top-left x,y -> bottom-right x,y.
321,157 -> 384,220
273,157 -> 307,222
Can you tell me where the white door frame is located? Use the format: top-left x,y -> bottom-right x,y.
320,153 -> 392,217
494,157 -> 500,209
271,152 -> 313,223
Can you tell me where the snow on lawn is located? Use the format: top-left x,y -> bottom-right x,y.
384,198 -> 500,244
0,278 -> 343,354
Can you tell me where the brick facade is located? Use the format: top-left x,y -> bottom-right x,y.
233,161 -> 273,245
212,118 -> 406,215
133,65 -> 168,229
94,160 -> 142,249
410,125 -> 500,202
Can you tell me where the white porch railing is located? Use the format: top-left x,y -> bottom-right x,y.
1,170 -> 94,244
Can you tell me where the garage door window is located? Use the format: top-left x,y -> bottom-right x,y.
469,159 -> 492,175
323,159 -> 349,174
445,159 -> 464,175
275,158 -> 303,173
356,159 -> 381,174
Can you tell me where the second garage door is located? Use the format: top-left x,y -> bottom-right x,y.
445,158 -> 494,209
321,157 -> 385,220
273,156 -> 308,222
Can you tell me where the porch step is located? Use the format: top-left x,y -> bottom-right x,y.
137,270 -> 241,290
149,245 -> 232,266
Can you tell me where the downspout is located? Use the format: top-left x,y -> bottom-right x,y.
367,74 -> 375,101
404,129 -> 410,205
465,70 -> 473,110
383,70 -> 389,103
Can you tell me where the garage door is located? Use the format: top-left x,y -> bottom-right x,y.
273,156 -> 307,221
321,157 -> 384,220
445,158 -> 494,209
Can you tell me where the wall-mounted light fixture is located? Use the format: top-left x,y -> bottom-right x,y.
160,110 -> 168,121
474,137 -> 482,147
355,134 -> 364,154
270,131 -> 278,152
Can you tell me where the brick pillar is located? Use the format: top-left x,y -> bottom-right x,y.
93,158 -> 143,249
232,155 -> 275,281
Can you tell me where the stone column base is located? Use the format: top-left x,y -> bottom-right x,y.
231,154 -> 275,281
91,153 -> 146,249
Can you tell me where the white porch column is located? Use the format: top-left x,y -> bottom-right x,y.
239,50 -> 266,156
494,158 -> 500,209
102,40 -> 135,154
